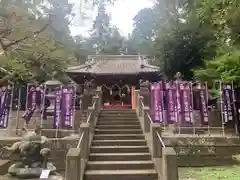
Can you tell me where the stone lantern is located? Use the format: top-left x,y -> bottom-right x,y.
175,72 -> 183,81
44,80 -> 62,114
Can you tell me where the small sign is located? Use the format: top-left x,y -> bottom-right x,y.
40,169 -> 50,179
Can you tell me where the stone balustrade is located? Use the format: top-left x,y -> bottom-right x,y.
65,88 -> 102,180
135,89 -> 179,180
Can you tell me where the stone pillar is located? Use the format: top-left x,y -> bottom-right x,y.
65,148 -> 81,180
151,123 -> 162,158
74,109 -> 81,131
135,90 -> 140,116
138,96 -> 144,117
79,123 -> 90,158
96,87 -> 103,109
140,84 -> 150,106
143,106 -> 151,133
162,147 -> 178,180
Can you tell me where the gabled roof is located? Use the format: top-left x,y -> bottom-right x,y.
66,55 -> 159,75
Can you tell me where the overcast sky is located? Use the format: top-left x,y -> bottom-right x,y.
70,0 -> 154,36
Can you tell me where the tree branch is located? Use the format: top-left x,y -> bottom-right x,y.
3,15 -> 52,49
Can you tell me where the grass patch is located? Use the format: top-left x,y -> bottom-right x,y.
179,165 -> 240,180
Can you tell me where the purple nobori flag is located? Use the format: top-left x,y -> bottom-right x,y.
165,81 -> 178,123
61,86 -> 75,128
199,83 -> 208,124
23,85 -> 44,122
0,85 -> 13,128
221,82 -> 234,123
53,86 -> 62,129
150,82 -> 164,123
26,85 -> 43,110
179,82 -> 193,123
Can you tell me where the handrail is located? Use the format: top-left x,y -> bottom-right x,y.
156,131 -> 166,148
93,100 -> 96,108
86,112 -> 93,123
77,132 -> 84,148
86,100 -> 97,123
146,112 -> 152,122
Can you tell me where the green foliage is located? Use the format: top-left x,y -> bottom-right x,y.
127,0 -> 240,85
193,0 -> 240,84
0,0 -> 77,83
195,49 -> 240,83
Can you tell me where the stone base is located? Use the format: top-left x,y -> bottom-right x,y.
0,174 -> 63,180
8,162 -> 56,178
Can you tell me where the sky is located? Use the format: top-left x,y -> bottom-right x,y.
70,0 -> 154,36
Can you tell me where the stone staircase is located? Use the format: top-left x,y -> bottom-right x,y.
84,109 -> 158,180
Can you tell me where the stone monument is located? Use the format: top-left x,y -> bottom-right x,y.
1,126 -> 63,180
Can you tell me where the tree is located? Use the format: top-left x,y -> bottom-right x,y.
193,0 -> 240,83
130,8 -> 155,55
0,0 -> 76,83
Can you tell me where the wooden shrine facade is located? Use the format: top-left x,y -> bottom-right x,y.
66,55 -> 160,106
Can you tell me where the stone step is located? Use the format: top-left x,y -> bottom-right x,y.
97,121 -> 140,125
86,160 -> 154,170
96,125 -> 141,130
84,169 -> 158,180
101,109 -> 134,112
100,111 -> 136,114
90,146 -> 149,153
93,134 -> 145,140
95,129 -> 142,135
98,117 -> 139,121
92,140 -> 146,146
89,153 -> 151,161
99,114 -> 137,117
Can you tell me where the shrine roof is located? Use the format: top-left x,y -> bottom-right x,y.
66,55 -> 159,75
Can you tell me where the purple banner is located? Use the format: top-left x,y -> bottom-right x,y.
179,82 -> 193,123
150,82 -> 164,123
61,86 -> 75,128
53,87 -> 62,129
0,85 -> 13,128
221,82 -> 234,123
26,85 -> 44,111
198,83 -> 208,124
165,82 -> 178,123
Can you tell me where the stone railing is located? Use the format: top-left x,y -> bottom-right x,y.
65,88 -> 102,180
135,89 -> 179,180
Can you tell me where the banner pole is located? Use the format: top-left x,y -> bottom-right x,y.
162,81 -> 166,133
72,84 -> 76,130
7,82 -> 14,132
220,81 -> 225,136
25,83 -> 30,110
231,81 -> 238,135
40,84 -> 46,136
176,81 -> 181,135
205,82 -> 210,136
15,86 -> 22,135
190,82 -> 195,135
55,84 -> 62,138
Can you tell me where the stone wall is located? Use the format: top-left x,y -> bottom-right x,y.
163,136 -> 240,166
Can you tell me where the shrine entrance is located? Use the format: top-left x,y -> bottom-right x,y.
101,84 -> 132,108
